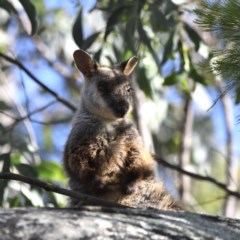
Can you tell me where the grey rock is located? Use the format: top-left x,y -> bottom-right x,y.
0,207 -> 239,240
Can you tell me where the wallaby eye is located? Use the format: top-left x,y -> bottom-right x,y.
97,81 -> 108,92
127,86 -> 133,93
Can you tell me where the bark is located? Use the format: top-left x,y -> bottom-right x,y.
178,97 -> 194,204
0,207 -> 240,240
215,80 -> 237,218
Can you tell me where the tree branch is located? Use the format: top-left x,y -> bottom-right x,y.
0,101 -> 58,133
0,52 -> 77,112
155,157 -> 240,199
1,158 -> 240,210
0,172 -> 125,209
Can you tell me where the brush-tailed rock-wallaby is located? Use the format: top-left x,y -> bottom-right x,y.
63,49 -> 180,210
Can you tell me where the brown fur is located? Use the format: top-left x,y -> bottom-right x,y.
63,50 -> 180,210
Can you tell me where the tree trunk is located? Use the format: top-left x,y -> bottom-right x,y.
178,97 -> 194,204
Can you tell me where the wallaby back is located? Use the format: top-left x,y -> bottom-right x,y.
63,49 -> 180,210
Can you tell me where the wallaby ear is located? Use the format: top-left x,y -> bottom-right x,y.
118,56 -> 138,76
73,49 -> 98,77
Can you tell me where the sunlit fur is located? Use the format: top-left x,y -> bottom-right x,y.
63,51 -> 180,210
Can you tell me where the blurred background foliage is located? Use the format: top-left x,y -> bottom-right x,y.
0,0 -> 239,217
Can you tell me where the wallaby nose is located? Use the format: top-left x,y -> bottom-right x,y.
113,101 -> 129,118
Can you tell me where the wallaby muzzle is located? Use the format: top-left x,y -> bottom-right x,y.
111,100 -> 130,118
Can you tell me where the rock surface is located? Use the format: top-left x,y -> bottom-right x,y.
0,207 -> 239,240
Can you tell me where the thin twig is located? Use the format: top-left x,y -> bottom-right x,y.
155,157 -> 240,199
0,172 -> 126,209
27,116 -> 72,125
0,102 -> 71,126
191,195 -> 226,208
18,100 -> 57,121
0,52 -> 77,112
0,110 -> 15,119
1,101 -> 58,132
19,68 -> 31,113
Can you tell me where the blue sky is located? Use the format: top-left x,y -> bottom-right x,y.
44,0 -> 96,13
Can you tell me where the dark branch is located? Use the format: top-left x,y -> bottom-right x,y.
191,195 -> 226,208
0,52 -> 77,112
0,172 -> 126,209
18,100 -> 57,121
155,157 -> 240,199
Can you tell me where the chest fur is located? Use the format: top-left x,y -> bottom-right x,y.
73,125 -> 141,174
64,120 -> 154,184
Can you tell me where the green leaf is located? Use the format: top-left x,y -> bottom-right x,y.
94,48 -> 102,62
184,23 -> 201,51
8,195 -> 21,207
72,8 -> 83,49
163,72 -> 188,86
104,5 -> 132,40
0,100 -> 11,110
0,152 -> 11,173
177,39 -> 187,72
124,17 -> 136,52
0,152 -> 11,206
164,72 -> 191,96
81,31 -> 101,50
161,31 -> 174,66
10,153 -> 21,165
138,21 -> 160,67
235,92 -> 240,104
0,124 -> 8,146
19,0 -> 38,35
161,0 -> 178,15
137,67 -> 153,98
163,73 -> 178,86
0,0 -> 17,14
15,163 -> 38,178
43,191 -> 59,207
190,66 -> 206,85
36,161 -> 66,184
150,4 -> 175,32
180,78 -> 191,98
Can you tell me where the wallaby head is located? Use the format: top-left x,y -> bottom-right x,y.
73,49 -> 138,120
